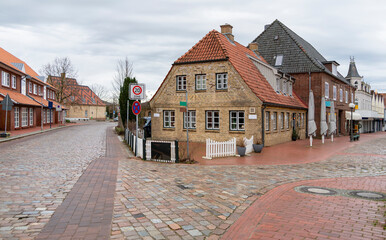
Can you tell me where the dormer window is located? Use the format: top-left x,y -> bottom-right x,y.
274,55 -> 283,66
276,78 -> 281,93
12,75 -> 16,89
332,64 -> 337,76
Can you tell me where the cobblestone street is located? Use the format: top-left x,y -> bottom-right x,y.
0,122 -> 113,239
111,135 -> 386,239
0,123 -> 385,240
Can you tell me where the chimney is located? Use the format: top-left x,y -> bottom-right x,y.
220,23 -> 234,42
248,42 -> 258,52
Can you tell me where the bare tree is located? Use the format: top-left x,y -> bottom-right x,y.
40,57 -> 79,104
40,57 -> 78,78
90,83 -> 109,101
112,57 -> 133,97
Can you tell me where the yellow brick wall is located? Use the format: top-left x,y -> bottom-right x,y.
263,106 -> 307,146
67,105 -> 106,120
150,61 -> 307,147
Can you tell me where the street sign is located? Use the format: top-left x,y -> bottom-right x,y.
132,101 -> 141,115
56,105 -> 62,111
129,83 -> 146,100
1,94 -> 13,111
180,101 -> 187,107
48,101 -> 53,109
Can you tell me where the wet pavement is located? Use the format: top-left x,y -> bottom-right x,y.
111,133 -> 386,239
0,122 -> 113,239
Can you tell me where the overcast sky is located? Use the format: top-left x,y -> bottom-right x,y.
1,0 -> 385,100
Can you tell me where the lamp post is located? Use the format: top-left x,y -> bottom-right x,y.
349,103 -> 355,141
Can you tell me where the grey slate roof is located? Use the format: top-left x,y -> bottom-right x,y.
345,58 -> 361,78
253,20 -> 351,86
11,62 -> 25,72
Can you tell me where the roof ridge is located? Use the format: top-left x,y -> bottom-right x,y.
275,20 -> 324,72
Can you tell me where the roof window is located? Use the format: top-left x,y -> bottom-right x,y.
274,55 -> 283,66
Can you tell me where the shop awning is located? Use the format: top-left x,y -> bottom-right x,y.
345,111 -> 362,120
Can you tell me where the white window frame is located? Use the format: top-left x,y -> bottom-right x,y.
21,107 -> 28,127
333,86 -> 337,100
163,110 -> 175,128
29,108 -> 33,126
272,112 -> 277,130
176,75 -> 186,91
325,82 -> 329,98
195,74 -> 206,90
345,91 -> 348,103
351,93 -> 354,103
183,110 -> 196,129
286,112 -> 290,129
265,111 -> 270,131
14,107 -> 20,128
216,73 -> 228,90
280,112 -> 284,129
275,54 -> 283,66
43,109 -> 46,124
289,82 -> 293,96
33,84 -> 37,95
339,88 -> 343,102
276,78 -> 281,93
206,110 -> 219,130
11,75 -> 16,89
29,82 -> 32,93
50,110 -> 54,123
230,111 -> 245,131
2,71 -> 10,87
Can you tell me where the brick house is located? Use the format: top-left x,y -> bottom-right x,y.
48,75 -> 106,120
253,20 -> 356,137
0,47 -> 61,132
150,24 -> 307,147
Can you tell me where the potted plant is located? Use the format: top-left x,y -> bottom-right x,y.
292,129 -> 298,141
252,141 -> 264,153
237,142 -> 246,157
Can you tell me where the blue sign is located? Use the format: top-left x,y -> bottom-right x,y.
132,101 -> 141,115
48,101 -> 53,109
325,101 -> 331,107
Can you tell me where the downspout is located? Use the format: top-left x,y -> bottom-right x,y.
261,103 -> 266,146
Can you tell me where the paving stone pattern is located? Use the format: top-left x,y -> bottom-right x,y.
111,137 -> 386,239
0,122 -> 112,239
223,176 -> 386,240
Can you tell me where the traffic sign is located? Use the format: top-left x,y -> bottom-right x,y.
56,105 -> 62,112
129,83 -> 146,100
132,101 -> 141,115
1,94 -> 13,111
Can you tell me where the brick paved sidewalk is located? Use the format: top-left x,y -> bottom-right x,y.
222,176 -> 386,240
36,127 -> 125,240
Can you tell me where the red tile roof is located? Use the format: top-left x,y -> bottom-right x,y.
174,30 -> 307,109
28,95 -> 66,109
0,47 -> 46,85
0,89 -> 41,107
49,76 -> 105,106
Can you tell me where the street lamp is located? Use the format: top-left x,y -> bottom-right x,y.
349,103 -> 355,141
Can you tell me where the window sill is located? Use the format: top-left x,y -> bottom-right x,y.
205,129 -> 220,133
195,89 -> 207,93
216,89 -> 228,92
229,130 -> 245,134
176,90 -> 187,93
183,129 -> 196,132
163,128 -> 175,131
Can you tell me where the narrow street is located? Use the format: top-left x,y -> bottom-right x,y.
0,122 -> 385,239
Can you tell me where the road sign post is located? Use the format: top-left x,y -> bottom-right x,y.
132,101 -> 141,156
48,101 -> 53,128
1,94 -> 13,137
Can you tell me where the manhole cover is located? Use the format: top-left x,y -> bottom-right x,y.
296,186 -> 337,196
348,191 -> 386,200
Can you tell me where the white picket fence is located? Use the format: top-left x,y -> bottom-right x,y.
204,137 -> 236,159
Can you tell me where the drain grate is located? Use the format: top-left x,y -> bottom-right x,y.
347,191 -> 386,200
295,186 -> 386,201
297,186 -> 337,196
